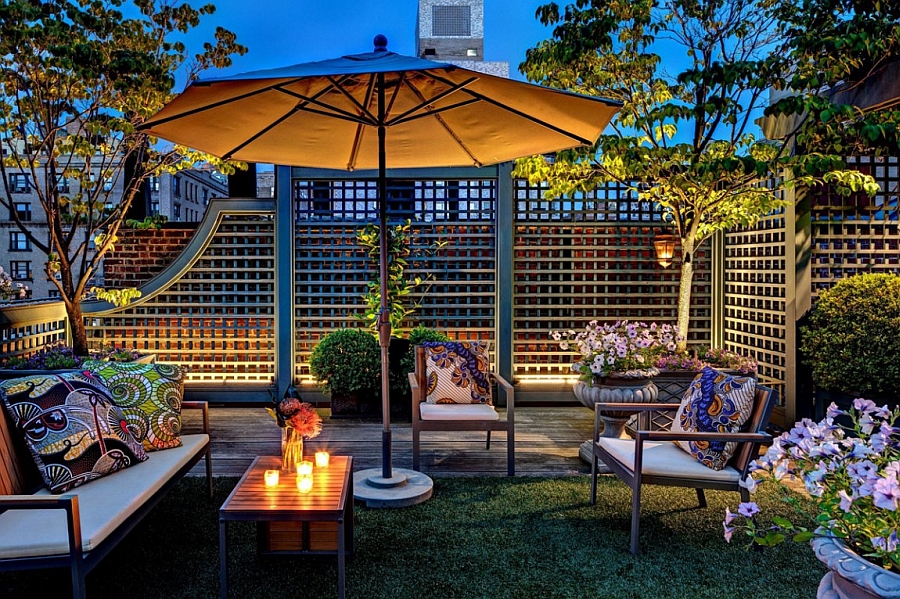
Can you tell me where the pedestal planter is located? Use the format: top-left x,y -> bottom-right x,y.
812,534 -> 900,598
573,370 -> 659,464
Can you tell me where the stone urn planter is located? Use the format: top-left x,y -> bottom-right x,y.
812,534 -> 900,598
573,368 -> 659,463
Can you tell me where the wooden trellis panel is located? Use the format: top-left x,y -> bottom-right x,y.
291,178 -> 497,386
512,179 -> 712,382
809,156 -> 900,296
85,214 -> 276,384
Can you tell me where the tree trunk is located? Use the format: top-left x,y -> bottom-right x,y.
65,299 -> 89,356
675,238 -> 695,353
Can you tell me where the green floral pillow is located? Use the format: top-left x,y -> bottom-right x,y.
422,341 -> 492,405
82,361 -> 186,452
0,372 -> 148,493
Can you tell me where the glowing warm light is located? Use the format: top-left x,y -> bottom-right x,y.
297,474 -> 313,493
264,470 -> 279,487
315,451 -> 330,468
296,461 -> 314,475
652,234 -> 677,268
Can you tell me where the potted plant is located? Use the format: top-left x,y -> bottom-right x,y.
725,399 -> 900,597
308,328 -> 381,417
800,273 -> 900,416
0,342 -> 154,379
653,346 -> 759,401
552,320 -> 679,441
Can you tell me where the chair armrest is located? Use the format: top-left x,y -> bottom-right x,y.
490,372 -> 514,418
181,401 -> 210,435
637,430 -> 772,444
0,494 -> 84,559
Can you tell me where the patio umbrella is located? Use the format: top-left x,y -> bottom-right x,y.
141,35 -> 620,491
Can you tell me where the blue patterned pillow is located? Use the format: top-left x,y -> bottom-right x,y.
670,366 -> 756,470
422,341 -> 492,405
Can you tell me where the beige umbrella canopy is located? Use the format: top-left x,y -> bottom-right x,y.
142,35 -> 620,490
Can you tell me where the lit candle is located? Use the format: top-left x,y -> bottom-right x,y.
264,469 -> 279,487
315,451 -> 330,468
297,474 -> 313,493
296,460 -> 314,475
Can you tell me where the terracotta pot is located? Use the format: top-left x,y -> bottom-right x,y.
812,534 -> 900,598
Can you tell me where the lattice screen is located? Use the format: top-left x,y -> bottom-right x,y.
512,179 -> 712,381
292,178 -> 497,386
85,214 -> 276,384
810,156 -> 900,296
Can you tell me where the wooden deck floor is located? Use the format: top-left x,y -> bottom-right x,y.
187,406 -> 594,478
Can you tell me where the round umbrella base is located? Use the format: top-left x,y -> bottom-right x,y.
353,468 -> 434,508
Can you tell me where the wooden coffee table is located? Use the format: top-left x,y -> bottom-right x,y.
219,455 -> 353,599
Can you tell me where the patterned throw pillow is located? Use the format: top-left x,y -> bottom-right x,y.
670,366 -> 757,470
422,341 -> 492,405
0,372 -> 148,493
82,361 -> 186,452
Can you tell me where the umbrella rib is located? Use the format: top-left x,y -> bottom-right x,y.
428,72 -> 597,146
220,106 -> 299,160
278,89 -> 375,126
345,76 -> 378,171
401,78 -> 483,167
384,76 -> 478,127
320,75 -> 378,124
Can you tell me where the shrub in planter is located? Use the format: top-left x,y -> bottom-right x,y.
800,273 -> 900,398
391,325 -> 451,395
309,328 -> 381,415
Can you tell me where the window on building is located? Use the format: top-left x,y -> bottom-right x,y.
9,232 -> 30,251
149,175 -> 160,192
56,176 -> 70,193
150,199 -> 159,215
9,261 -> 31,281
202,188 -> 208,205
12,202 -> 31,221
9,174 -> 29,193
48,288 -> 61,299
433,5 -> 471,36
173,176 -> 181,197
103,177 -> 114,192
174,203 -> 181,219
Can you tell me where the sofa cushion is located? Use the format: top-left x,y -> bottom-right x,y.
0,434 -> 208,559
82,361 -> 186,452
421,341 -> 492,405
0,372 -> 148,493
670,366 -> 756,470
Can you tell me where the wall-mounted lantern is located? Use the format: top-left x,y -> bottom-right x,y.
652,233 -> 677,268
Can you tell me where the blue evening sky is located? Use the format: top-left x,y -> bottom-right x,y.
185,0 -> 552,82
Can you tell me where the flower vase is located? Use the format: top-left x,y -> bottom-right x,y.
281,427 -> 304,472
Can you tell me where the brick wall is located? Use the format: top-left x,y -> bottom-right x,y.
103,226 -> 197,288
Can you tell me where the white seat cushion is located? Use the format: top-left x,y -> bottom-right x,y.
420,403 -> 499,421
0,433 -> 208,559
597,437 -> 740,483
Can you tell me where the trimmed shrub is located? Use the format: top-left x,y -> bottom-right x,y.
309,328 -> 381,396
800,273 -> 900,397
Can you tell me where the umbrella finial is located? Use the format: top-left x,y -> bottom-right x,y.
374,34 -> 388,52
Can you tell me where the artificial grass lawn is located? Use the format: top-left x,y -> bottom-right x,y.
0,475 -> 825,599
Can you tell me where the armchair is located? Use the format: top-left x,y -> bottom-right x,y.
590,384 -> 776,554
409,343 -> 515,476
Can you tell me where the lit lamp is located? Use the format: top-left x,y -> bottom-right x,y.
297,474 -> 314,493
296,461 -> 314,476
315,451 -> 330,468
264,469 -> 279,487
652,233 -> 677,268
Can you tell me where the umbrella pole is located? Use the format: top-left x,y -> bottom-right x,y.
376,73 -> 394,482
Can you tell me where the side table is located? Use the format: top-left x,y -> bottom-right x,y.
219,455 -> 353,599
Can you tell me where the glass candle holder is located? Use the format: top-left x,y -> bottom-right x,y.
296,460 -> 314,476
264,469 -> 279,487
296,474 -> 313,494
315,451 -> 330,468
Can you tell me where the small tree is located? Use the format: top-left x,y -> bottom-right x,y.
517,0 -> 900,349
0,0 -> 247,355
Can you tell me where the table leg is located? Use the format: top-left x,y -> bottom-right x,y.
337,518 -> 346,599
219,519 -> 228,599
